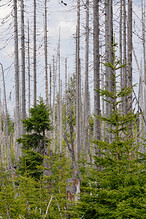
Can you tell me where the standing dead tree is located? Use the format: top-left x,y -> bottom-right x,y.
13,0 -> 20,160
84,0 -> 90,159
93,0 -> 100,156
76,0 -> 81,160
33,0 -> 37,106
44,0 -> 49,106
21,0 -> 26,135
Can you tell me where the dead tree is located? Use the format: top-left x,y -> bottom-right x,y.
84,0 -> 90,159
105,0 -> 113,142
93,0 -> 100,156
123,0 -> 127,114
27,20 -> 31,116
127,0 -> 133,113
13,0 -> 20,160
53,56 -> 56,152
21,0 -> 26,134
33,0 -> 37,105
44,0 -> 49,106
141,0 -> 146,137
76,0 -> 81,159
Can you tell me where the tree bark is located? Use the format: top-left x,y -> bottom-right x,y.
105,0 -> 113,142
93,0 -> 100,155
44,0 -> 49,106
84,0 -> 90,159
21,0 -> 26,133
76,0 -> 81,160
13,0 -> 20,160
33,0 -> 37,105
53,56 -> 56,152
127,0 -> 132,114
27,20 -> 31,116
123,0 -> 127,114
49,64 -> 52,107
141,0 -> 146,138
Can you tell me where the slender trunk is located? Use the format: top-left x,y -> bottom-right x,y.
120,0 -> 123,111
27,20 -> 31,116
0,64 -> 14,188
84,0 -> 90,158
44,0 -> 49,106
93,0 -> 100,155
105,0 -> 113,142
34,0 -> 37,105
141,0 -> 146,137
57,30 -> 62,152
21,0 -> 26,133
76,0 -> 81,159
53,56 -> 56,152
0,89 -> 2,166
65,58 -> 68,129
60,80 -> 62,152
127,0 -> 132,114
13,0 -> 20,160
123,0 -> 127,114
49,64 -> 52,107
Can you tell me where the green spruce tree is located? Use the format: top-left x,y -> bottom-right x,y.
77,43 -> 146,219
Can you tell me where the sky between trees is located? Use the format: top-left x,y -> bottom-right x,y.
0,0 -> 144,115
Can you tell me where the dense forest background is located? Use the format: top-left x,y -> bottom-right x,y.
0,0 -> 145,218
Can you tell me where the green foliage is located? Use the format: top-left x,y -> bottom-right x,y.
0,151 -> 72,218
77,43 -> 146,219
1,112 -> 14,134
18,150 -> 43,180
17,99 -> 52,152
23,98 -> 52,134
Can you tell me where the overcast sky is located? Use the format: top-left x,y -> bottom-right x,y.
0,0 -> 144,115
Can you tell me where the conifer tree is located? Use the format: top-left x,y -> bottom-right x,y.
77,43 -> 145,219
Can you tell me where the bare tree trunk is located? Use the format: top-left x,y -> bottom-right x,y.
57,30 -> 62,153
76,0 -> 81,160
0,89 -> 2,166
120,0 -> 123,111
127,0 -> 132,114
33,0 -> 37,105
65,58 -> 68,129
105,0 -> 113,142
27,20 -> 31,116
84,0 -> 90,159
49,64 -> 52,107
101,49 -> 105,141
44,0 -> 49,106
13,0 -> 20,160
21,0 -> 26,134
0,64 -> 14,183
60,80 -> 62,152
123,0 -> 127,114
53,56 -> 56,152
141,0 -> 146,138
93,0 -> 100,156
